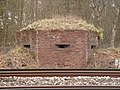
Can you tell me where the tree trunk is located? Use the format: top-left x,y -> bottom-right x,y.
35,0 -> 38,21
110,22 -> 116,48
3,0 -> 8,52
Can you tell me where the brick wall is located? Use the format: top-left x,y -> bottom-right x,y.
37,30 -> 88,68
16,29 -> 99,69
16,30 -> 37,54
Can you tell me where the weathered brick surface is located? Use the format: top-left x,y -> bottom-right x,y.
37,30 -> 88,68
16,29 -> 98,69
89,31 -> 99,48
16,30 -> 37,54
88,31 -> 99,56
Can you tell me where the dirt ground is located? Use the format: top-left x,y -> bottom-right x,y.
0,47 -> 39,69
87,48 -> 120,69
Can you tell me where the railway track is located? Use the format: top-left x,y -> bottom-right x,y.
0,86 -> 120,90
0,69 -> 120,77
0,69 -> 120,90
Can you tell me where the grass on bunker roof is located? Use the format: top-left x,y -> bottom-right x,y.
20,17 -> 103,39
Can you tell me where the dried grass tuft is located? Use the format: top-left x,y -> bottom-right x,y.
20,17 -> 103,39
87,48 -> 120,69
0,47 -> 39,69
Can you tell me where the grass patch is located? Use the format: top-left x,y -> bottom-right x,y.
20,16 -> 103,39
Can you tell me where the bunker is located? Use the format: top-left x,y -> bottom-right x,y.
16,18 -> 101,68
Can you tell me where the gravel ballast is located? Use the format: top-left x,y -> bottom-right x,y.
0,76 -> 120,86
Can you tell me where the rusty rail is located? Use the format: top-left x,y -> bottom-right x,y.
0,69 -> 120,89
0,69 -> 120,77
0,86 -> 120,90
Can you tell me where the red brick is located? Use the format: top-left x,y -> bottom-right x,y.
16,29 -> 99,68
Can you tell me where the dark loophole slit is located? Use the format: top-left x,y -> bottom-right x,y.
23,45 -> 30,48
91,45 -> 96,49
55,44 -> 70,48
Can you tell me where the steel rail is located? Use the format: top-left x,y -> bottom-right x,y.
0,69 -> 120,77
0,86 -> 120,90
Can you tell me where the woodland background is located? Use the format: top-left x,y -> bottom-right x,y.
1,0 -> 120,53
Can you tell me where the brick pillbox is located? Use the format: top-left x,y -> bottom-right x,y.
16,17 -> 101,69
